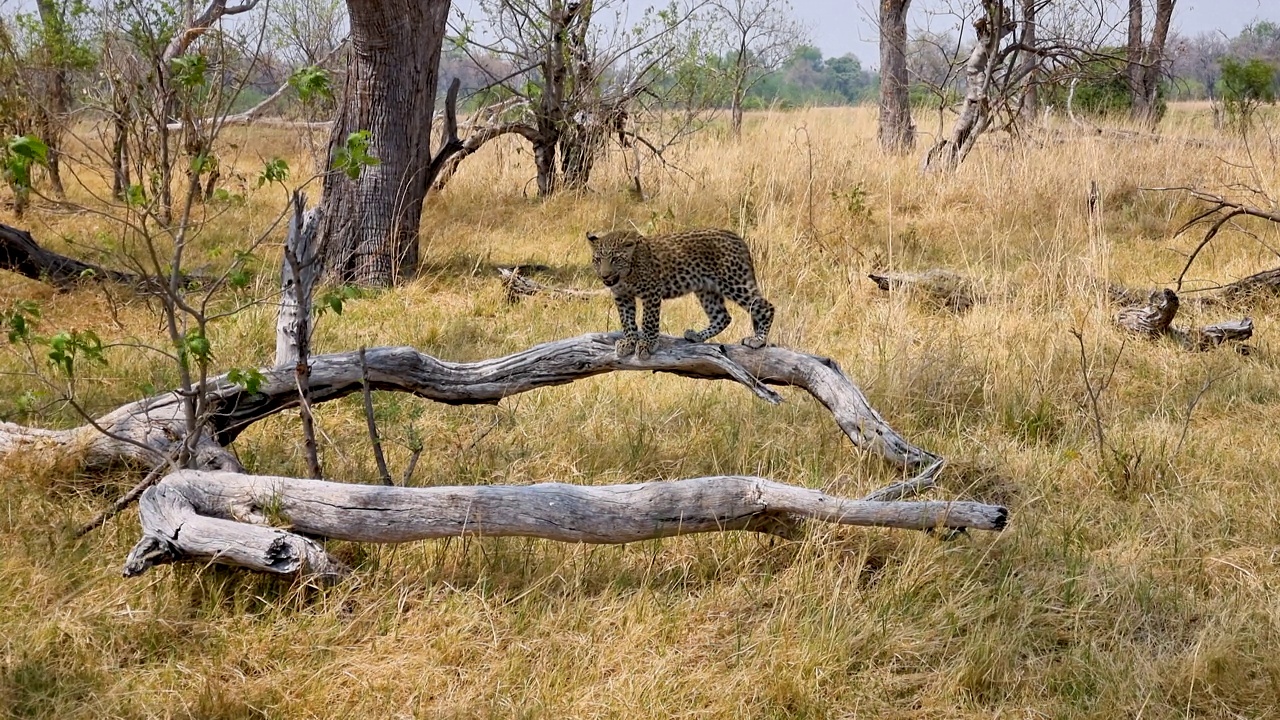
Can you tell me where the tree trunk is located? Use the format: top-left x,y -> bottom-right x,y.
731,38 -> 748,137
315,0 -> 450,286
534,131 -> 559,197
1017,0 -> 1038,122
275,195 -> 322,368
33,0 -> 69,198
558,0 -> 599,189
922,2 -> 1012,171
1127,0 -> 1176,126
0,333 -> 942,474
878,0 -> 915,153
0,223 -> 141,287
1113,287 -> 1252,351
1126,0 -> 1145,120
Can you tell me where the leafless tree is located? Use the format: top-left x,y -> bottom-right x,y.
445,0 -> 711,197
919,0 -> 1127,171
706,0 -> 806,136
266,0 -> 347,68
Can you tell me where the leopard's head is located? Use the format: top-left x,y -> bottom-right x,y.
587,230 -> 641,287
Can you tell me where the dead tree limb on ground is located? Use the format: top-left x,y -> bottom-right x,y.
498,267 -> 610,303
0,334 -> 943,474
122,470 -> 1006,579
0,223 -> 141,288
1114,288 -> 1253,351
1214,268 -> 1280,301
867,270 -> 979,311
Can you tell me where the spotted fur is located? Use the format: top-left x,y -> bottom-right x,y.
587,228 -> 775,358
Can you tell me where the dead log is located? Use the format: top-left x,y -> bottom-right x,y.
1215,267 -> 1280,301
867,269 -> 977,311
122,470 -> 1007,579
0,333 -> 942,473
1114,288 -> 1252,351
0,223 -> 140,288
1116,288 -> 1180,337
498,267 -> 610,303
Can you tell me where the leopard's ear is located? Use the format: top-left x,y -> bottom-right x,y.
586,231 -> 600,244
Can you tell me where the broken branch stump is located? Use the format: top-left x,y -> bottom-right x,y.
1114,288 -> 1252,351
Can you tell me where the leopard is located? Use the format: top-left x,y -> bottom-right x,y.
587,227 -> 775,359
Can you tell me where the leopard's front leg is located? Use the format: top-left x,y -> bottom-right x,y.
636,295 -> 662,359
613,294 -> 640,357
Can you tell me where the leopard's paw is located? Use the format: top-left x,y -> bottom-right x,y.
615,336 -> 637,357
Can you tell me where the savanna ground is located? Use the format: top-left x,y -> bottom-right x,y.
3,104 -> 1280,718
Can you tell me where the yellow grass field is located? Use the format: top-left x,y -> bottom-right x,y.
3,102 -> 1280,717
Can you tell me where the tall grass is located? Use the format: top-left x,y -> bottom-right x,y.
2,105 -> 1280,718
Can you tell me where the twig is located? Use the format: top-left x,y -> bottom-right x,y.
75,455 -> 175,536
1174,208 -> 1246,292
360,346 -> 392,486
294,364 -> 322,479
1071,328 -> 1120,464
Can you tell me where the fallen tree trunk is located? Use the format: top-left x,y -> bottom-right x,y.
498,267 -> 610,303
0,223 -> 140,288
867,269 -> 978,311
122,470 -> 1006,579
1215,267 -> 1280,301
0,333 -> 941,473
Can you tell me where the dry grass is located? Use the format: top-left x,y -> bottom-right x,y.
4,103 -> 1280,718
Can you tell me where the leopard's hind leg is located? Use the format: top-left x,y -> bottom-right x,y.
684,290 -> 732,343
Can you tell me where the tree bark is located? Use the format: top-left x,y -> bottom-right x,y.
33,0 -> 70,198
1016,0 -> 1038,122
122,470 -> 1007,579
275,195 -> 322,368
922,2 -> 1013,171
878,0 -> 915,153
1127,0 -> 1176,126
315,0 -> 451,285
1114,287 -> 1253,351
731,39 -> 749,137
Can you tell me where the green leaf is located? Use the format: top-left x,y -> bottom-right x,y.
125,184 -> 147,206
181,329 -> 213,365
257,157 -> 290,188
227,367 -> 265,394
288,66 -> 333,104
8,135 -> 49,164
170,54 -> 209,89
228,268 -> 252,289
332,130 -> 380,180
190,152 -> 215,176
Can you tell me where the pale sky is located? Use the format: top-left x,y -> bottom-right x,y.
799,0 -> 1280,67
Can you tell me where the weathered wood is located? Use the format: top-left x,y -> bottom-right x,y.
275,194 -> 322,368
498,267 -> 610,303
0,333 -> 940,473
1180,318 -> 1254,352
1216,267 -> 1280,301
867,269 -> 977,311
1116,288 -> 1179,337
123,470 -> 1007,578
1113,287 -> 1253,351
